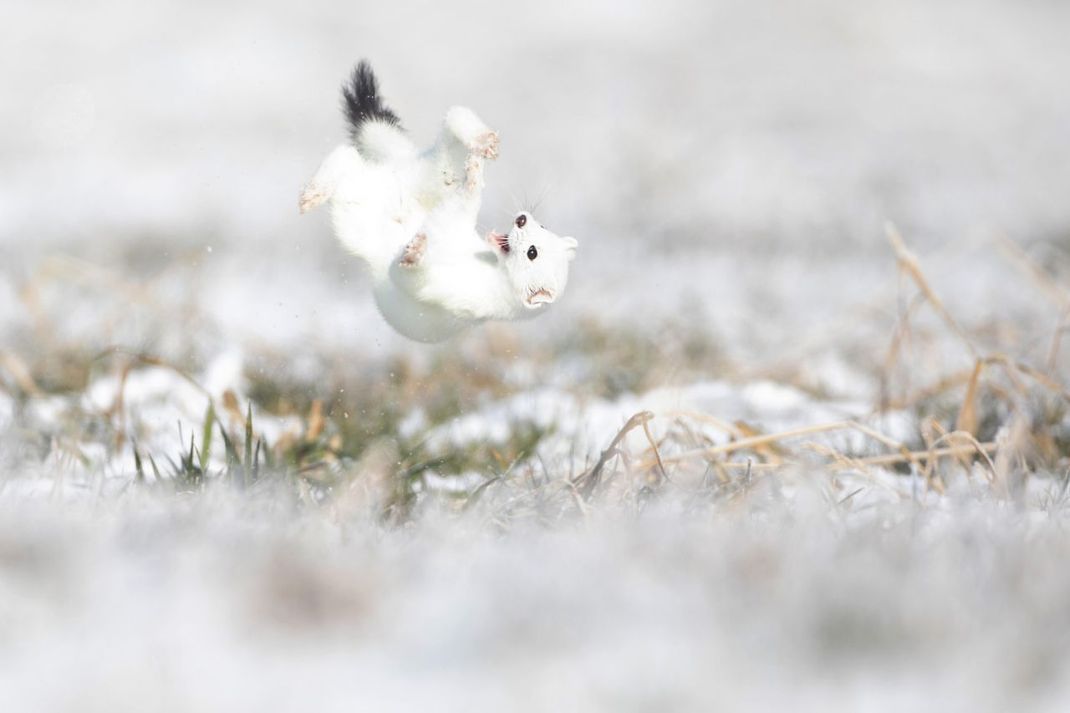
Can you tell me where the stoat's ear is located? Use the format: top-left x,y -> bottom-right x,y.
486,231 -> 510,255
561,236 -> 578,261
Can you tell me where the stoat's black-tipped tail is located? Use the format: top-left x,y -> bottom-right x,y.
341,61 -> 401,140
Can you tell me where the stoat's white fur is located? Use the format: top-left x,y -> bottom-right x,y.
300,63 -> 577,343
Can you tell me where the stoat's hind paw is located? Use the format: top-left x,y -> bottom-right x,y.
298,184 -> 329,214
468,130 -> 499,160
398,233 -> 428,268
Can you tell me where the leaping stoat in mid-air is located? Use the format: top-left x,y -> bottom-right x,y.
300,61 -> 578,343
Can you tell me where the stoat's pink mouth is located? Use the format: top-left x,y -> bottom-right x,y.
488,231 -> 510,253
525,288 -> 555,307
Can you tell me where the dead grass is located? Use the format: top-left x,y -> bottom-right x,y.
2,226 -> 1070,521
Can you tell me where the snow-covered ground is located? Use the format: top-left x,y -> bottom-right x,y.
3,0 -> 1070,710
5,478 -> 1070,713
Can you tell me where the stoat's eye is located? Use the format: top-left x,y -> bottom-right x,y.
515,214 -> 527,228
527,245 -> 538,261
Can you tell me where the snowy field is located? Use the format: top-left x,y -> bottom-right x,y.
3,0 -> 1070,710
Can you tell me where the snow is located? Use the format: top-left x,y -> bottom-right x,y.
3,483 -> 1070,712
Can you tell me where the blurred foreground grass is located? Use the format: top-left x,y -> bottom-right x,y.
1,228 -> 1070,522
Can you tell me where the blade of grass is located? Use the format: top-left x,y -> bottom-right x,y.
885,222 -> 978,358
199,402 -> 215,472
572,411 -> 655,499
955,359 -> 984,436
661,420 -> 854,464
133,444 -> 145,482
244,403 -> 253,472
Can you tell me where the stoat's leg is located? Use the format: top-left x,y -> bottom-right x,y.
441,106 -> 499,193
299,144 -> 361,213
398,232 -> 428,268
444,106 -> 500,159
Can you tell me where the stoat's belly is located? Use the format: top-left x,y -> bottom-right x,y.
372,282 -> 470,343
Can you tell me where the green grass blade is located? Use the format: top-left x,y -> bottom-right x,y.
133,443 -> 145,482
242,403 -> 253,488
147,454 -> 161,480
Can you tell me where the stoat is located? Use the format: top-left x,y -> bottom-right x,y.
300,62 -> 578,343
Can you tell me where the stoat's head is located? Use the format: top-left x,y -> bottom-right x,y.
487,212 -> 578,310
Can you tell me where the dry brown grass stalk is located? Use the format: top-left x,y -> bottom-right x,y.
983,355 -> 1070,403
662,410 -> 747,439
634,413 -> 999,486
0,350 -> 41,396
306,400 -> 326,442
995,235 -> 1070,310
882,368 -> 976,411
885,222 -> 979,358
571,411 -> 655,498
1047,313 -> 1069,374
955,359 -> 984,436
661,420 -> 856,464
841,442 -> 997,468
641,419 -> 668,485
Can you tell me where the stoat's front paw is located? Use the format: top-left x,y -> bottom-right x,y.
398,233 -> 427,268
298,184 -> 328,214
468,130 -> 499,160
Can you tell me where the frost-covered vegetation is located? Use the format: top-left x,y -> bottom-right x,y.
3,0 -> 1070,710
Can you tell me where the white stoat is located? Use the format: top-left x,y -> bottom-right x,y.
300,61 -> 577,343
